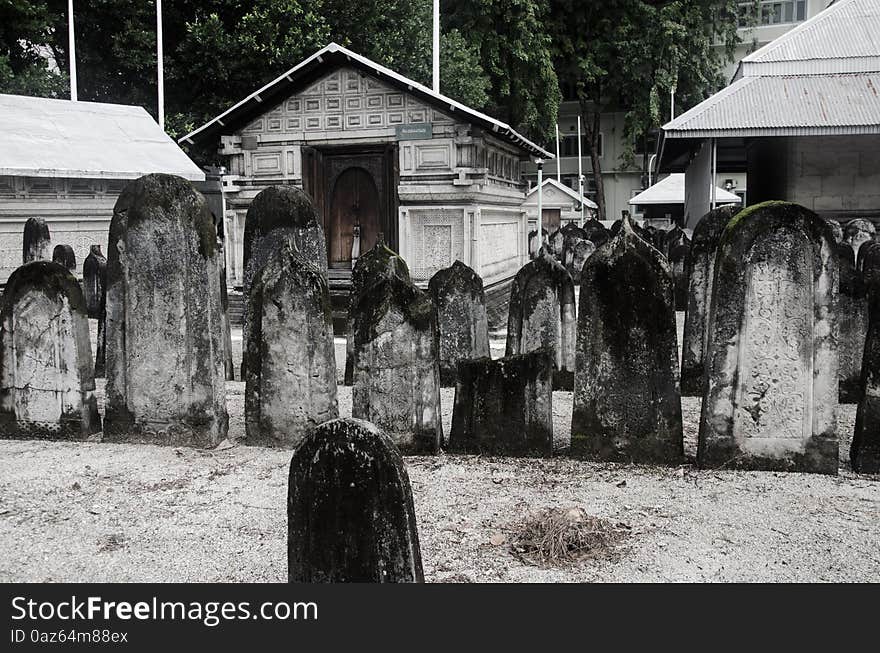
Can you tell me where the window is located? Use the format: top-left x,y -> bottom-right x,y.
560,133 -> 602,158
738,1 -> 806,27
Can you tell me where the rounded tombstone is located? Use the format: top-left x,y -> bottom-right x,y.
22,217 -> 51,264
844,218 -> 876,260
52,244 -> 76,272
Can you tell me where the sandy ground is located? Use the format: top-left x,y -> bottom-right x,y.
0,315 -> 878,583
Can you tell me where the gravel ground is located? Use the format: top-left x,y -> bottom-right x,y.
0,315 -> 877,583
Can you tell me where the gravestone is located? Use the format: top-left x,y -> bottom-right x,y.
450,350 -> 553,455
428,260 -> 490,386
663,225 -> 689,257
548,228 -> 565,260
669,242 -> 691,311
826,218 -> 843,244
22,217 -> 51,264
505,249 -> 576,390
351,274 -> 442,453
244,245 -> 338,447
103,174 -> 228,447
214,212 -> 235,382
853,250 -> 880,473
844,218 -> 876,260
571,215 -> 683,464
288,418 -> 424,583
82,245 -> 107,377
680,205 -> 740,396
859,241 -> 880,300
698,201 -> 838,474
52,244 -> 76,271
837,244 -> 868,403
0,261 -> 100,439
528,228 -> 549,259
582,218 -> 610,248
566,239 -> 596,284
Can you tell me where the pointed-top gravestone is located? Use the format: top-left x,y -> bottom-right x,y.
103,174 -> 228,448
825,218 -> 843,244
0,261 -> 100,439
844,218 -> 876,260
52,244 -> 76,271
288,418 -> 424,583
428,260 -> 490,386
528,227 -> 548,259
571,214 -> 683,464
82,245 -> 107,377
837,244 -> 868,403
680,204 -> 740,397
698,201 -> 838,474
22,217 -> 51,264
582,218 -> 610,248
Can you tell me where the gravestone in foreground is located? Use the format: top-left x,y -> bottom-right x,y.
82,245 -> 107,377
288,418 -> 424,583
837,244 -> 868,403
22,217 -> 51,264
698,201 -> 838,474
52,244 -> 76,271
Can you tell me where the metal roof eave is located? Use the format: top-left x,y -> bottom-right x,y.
665,124 -> 880,139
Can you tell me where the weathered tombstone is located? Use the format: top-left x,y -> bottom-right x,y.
571,215 -> 683,464
844,218 -> 876,260
663,225 -> 689,257
698,201 -> 838,474
859,241 -> 880,298
669,242 -> 691,311
853,251 -> 880,473
505,249 -> 576,390
548,228 -> 565,260
582,218 -> 610,248
22,217 -> 51,264
528,227 -> 549,259
428,260 -> 490,386
567,239 -> 596,284
826,218 -> 843,244
52,244 -> 76,271
244,245 -> 338,447
561,226 -> 589,273
837,244 -> 868,403
680,204 -> 740,397
450,350 -> 553,455
287,417 -> 424,583
103,174 -> 228,447
351,273 -> 442,453
82,245 -> 107,377
0,261 -> 100,439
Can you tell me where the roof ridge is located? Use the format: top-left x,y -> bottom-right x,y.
663,77 -> 755,131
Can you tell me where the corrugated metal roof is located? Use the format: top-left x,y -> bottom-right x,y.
628,174 -> 741,205
525,177 -> 598,208
0,94 -> 205,181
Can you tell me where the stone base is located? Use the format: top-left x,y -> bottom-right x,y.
0,412 -> 101,441
697,436 -> 839,475
103,410 -> 228,449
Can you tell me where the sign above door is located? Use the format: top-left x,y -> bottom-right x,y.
395,123 -> 433,141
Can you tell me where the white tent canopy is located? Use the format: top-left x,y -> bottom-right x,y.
629,174 -> 741,206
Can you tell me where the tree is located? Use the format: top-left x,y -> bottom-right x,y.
0,0 -> 67,97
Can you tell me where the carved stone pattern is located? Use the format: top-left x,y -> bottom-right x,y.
410,209 -> 463,281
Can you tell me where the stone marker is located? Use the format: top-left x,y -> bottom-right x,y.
663,225 -> 689,257
582,218 -> 610,248
566,238 -> 596,284
859,241 -> 880,299
844,218 -> 876,260
680,204 -> 740,397
428,260 -> 490,386
22,217 -> 51,264
698,201 -> 838,474
528,227 -> 549,259
103,174 -> 228,447
853,248 -> 880,473
450,350 -> 553,455
244,245 -> 338,447
288,417 -> 424,583
351,273 -> 442,453
82,245 -> 107,377
213,212 -> 235,382
571,215 -> 683,464
0,261 -> 100,439
669,242 -> 691,311
52,244 -> 76,271
825,218 -> 843,244
548,228 -> 565,260
837,244 -> 868,403
505,249 -> 576,390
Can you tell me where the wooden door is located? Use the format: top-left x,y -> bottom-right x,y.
328,167 -> 380,267
542,208 -> 562,231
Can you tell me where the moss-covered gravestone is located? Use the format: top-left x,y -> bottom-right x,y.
844,218 -> 875,260
669,242 -> 691,311
428,260 -> 490,386
82,245 -> 107,378
52,244 -> 76,271
505,249 -> 576,390
22,217 -> 51,264
571,215 -> 683,464
103,174 -> 228,447
566,239 -> 596,284
288,418 -> 424,583
853,248 -> 880,473
0,262 -> 100,439
449,350 -> 553,456
351,274 -> 442,453
528,227 -> 549,259
698,201 -> 838,474
582,218 -> 610,248
680,205 -> 740,397
244,245 -> 338,447
837,244 -> 868,403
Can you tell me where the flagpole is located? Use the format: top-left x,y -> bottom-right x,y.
432,0 -> 440,93
555,124 -> 561,183
577,116 -> 584,225
68,0 -> 77,101
157,0 -> 165,130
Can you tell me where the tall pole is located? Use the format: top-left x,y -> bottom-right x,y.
555,124 -> 561,183
670,85 -> 675,121
67,0 -> 77,101
537,159 -> 544,239
577,116 -> 584,224
157,0 -> 165,130
432,0 -> 440,93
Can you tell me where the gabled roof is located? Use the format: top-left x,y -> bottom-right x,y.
525,177 -> 598,208
179,43 -> 552,158
629,174 -> 741,206
0,94 -> 205,181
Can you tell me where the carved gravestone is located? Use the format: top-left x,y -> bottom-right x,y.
582,218 -> 610,248
450,350 -> 553,456
837,244 -> 868,403
853,250 -> 880,473
680,205 -> 740,397
528,228 -> 549,259
826,218 -> 843,244
669,242 -> 691,311
571,216 -> 683,464
244,246 -> 338,447
82,245 -> 107,377
698,202 -> 838,474
567,239 -> 596,284
505,250 -> 576,390
844,218 -> 876,260
428,260 -> 490,386
52,245 -> 76,271
288,418 -> 424,583
351,274 -> 442,454
0,262 -> 100,439
22,217 -> 51,264
548,228 -> 565,260
103,174 -> 228,447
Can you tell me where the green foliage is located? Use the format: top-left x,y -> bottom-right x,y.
0,0 -> 67,97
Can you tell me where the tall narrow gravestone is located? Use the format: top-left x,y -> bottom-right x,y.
351,273 -> 442,453
0,262 -> 100,439
669,243 -> 691,311
428,261 -> 490,386
505,250 -> 576,390
698,201 -> 838,474
52,245 -> 76,271
82,245 -> 107,377
22,217 -> 51,264
837,244 -> 868,403
853,251 -> 880,473
288,418 -> 424,583
103,174 -> 228,447
244,245 -> 338,447
680,205 -> 740,397
571,215 -> 683,464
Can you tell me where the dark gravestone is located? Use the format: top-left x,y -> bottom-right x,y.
669,242 -> 691,311
52,244 -> 76,271
244,245 -> 338,447
566,239 -> 596,284
0,262 -> 100,439
449,350 -> 553,455
663,225 -> 689,257
698,201 -> 838,474
582,218 -> 610,248
837,244 -> 868,403
844,218 -> 875,261
859,241 -> 880,299
428,260 -> 490,386
680,205 -> 740,397
104,174 -> 228,447
548,228 -> 565,260
213,211 -> 235,382
825,218 -> 843,244
351,274 -> 442,454
287,418 -> 424,583
22,217 -> 51,264
82,245 -> 107,377
853,250 -> 880,473
571,216 -> 683,464
505,249 -> 576,390
528,227 -> 549,259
